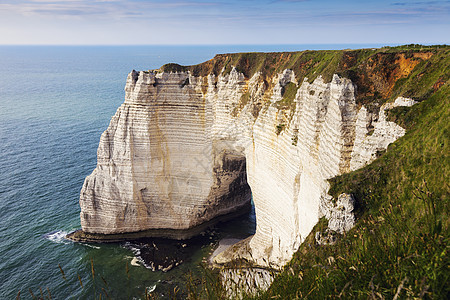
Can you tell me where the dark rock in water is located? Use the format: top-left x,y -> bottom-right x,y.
124,234 -> 214,272
66,208 -> 255,273
65,203 -> 251,243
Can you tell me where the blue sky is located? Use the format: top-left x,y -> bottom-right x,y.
0,0 -> 449,45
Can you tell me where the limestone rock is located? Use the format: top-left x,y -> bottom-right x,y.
315,229 -> 338,245
79,67 -> 414,269
220,268 -> 276,299
328,193 -> 356,233
80,70 -> 251,236
350,97 -> 417,170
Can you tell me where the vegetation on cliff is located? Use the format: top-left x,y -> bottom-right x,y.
57,45 -> 447,299
178,45 -> 449,299
255,85 -> 448,300
162,44 -> 448,111
251,49 -> 449,299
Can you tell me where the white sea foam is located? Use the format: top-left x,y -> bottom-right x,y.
130,257 -> 140,266
124,243 -> 142,257
81,243 -> 101,249
44,230 -> 70,244
123,244 -> 147,268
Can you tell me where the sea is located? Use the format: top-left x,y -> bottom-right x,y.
0,44 -> 384,299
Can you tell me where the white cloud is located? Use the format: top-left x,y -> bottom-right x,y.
0,0 -> 448,44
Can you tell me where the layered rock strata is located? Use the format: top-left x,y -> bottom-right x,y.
78,66 -> 415,267
79,70 -> 251,237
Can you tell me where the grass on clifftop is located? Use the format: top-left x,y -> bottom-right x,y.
252,82 -> 449,299
157,46 -> 450,299
160,45 -> 448,119
185,79 -> 449,300
162,45 -> 449,299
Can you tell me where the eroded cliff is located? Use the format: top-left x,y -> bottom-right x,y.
75,46 -> 446,267
79,70 -> 251,237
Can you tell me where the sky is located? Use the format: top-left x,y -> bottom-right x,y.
0,0 -> 449,45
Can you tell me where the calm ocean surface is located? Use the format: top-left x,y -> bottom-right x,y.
0,44 -> 382,299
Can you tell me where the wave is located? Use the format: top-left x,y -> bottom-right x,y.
130,257 -> 140,266
123,243 -> 155,270
80,243 -> 101,249
43,230 -> 71,244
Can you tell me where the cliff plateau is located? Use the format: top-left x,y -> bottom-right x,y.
75,47 -> 446,268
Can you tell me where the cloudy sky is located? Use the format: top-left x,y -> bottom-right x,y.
0,0 -> 448,45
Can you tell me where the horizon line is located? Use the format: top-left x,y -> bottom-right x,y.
1,43 -> 446,47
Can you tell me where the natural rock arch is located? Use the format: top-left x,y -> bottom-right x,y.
74,68 -> 414,267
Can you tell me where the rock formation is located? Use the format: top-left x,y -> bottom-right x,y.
76,49 -> 426,268
79,70 -> 251,237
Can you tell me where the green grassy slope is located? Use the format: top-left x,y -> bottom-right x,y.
166,45 -> 448,299
252,56 -> 449,299
162,44 -> 447,104
26,46 -> 448,300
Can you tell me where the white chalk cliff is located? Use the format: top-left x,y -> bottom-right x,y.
79,66 -> 415,267
80,70 -> 251,236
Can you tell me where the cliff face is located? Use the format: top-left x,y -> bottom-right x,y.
79,70 -> 251,235
79,47 -> 442,267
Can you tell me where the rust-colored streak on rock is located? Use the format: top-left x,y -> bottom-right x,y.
433,77 -> 446,91
351,51 -> 434,101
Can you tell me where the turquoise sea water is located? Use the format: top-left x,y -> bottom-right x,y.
0,44 -> 383,299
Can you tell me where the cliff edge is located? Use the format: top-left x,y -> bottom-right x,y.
72,45 -> 449,268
